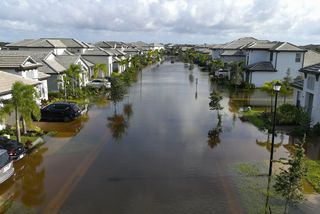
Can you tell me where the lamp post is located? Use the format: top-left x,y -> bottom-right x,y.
268,82 -> 282,176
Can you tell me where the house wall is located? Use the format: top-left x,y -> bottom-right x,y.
273,52 -> 304,79
82,56 -> 113,77
47,74 -> 61,91
0,94 -> 12,130
300,74 -> 320,124
221,55 -> 245,63
247,50 -> 270,65
251,71 -> 284,87
212,49 -> 222,59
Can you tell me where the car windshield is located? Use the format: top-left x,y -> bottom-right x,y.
92,80 -> 102,83
0,151 -> 10,168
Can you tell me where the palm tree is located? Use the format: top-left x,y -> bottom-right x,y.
230,61 -> 244,88
93,63 -> 108,79
65,64 -> 82,96
0,82 -> 40,142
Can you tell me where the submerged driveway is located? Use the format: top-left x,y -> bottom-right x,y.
2,61 -> 316,213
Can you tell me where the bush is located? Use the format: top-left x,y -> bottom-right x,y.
276,104 -> 300,125
48,91 -> 63,100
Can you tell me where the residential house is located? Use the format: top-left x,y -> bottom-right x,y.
292,50 -> 320,124
4,38 -> 93,55
244,41 -> 306,87
0,55 -> 49,100
149,43 -> 164,51
81,48 -> 113,77
211,37 -> 258,63
0,71 -> 42,130
104,48 -> 127,73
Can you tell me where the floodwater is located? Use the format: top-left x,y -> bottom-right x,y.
0,61 -> 319,213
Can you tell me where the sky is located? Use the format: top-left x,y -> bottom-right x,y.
0,0 -> 319,45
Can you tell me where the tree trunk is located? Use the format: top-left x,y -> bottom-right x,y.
15,107 -> 21,143
22,117 -> 27,135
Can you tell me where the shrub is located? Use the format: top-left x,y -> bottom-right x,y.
312,123 -> 320,136
276,104 -> 300,125
48,91 -> 63,100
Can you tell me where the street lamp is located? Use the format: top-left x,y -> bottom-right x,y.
268,81 -> 281,176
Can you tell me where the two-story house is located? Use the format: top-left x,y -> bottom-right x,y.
0,71 -> 42,130
244,41 -> 306,87
81,48 -> 113,77
0,55 -> 49,100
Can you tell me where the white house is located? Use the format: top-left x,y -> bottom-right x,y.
211,37 -> 257,63
292,63 -> 320,124
244,41 -> 306,87
81,48 -> 113,77
0,55 -> 49,100
0,71 -> 42,130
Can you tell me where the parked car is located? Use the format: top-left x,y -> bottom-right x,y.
215,69 -> 229,78
0,149 -> 14,184
0,137 -> 26,161
40,102 -> 82,122
87,79 -> 111,89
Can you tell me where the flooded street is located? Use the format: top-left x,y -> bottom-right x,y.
1,61 -> 319,213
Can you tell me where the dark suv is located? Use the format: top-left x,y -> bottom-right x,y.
40,102 -> 82,122
0,137 -> 26,161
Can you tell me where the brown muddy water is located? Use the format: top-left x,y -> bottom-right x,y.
0,62 -> 319,213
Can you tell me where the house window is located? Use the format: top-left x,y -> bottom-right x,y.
295,53 -> 301,62
270,52 -> 273,62
307,76 -> 315,90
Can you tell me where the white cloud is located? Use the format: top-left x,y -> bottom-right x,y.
0,0 -> 319,44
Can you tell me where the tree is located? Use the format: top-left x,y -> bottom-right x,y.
0,82 -> 40,142
64,64 -> 82,97
93,63 -> 108,79
208,90 -> 223,148
109,77 -> 127,114
273,139 -> 306,214
230,62 -> 244,88
281,70 -> 293,103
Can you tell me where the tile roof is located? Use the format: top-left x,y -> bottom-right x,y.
0,71 -> 40,95
222,37 -> 258,50
220,49 -> 244,56
299,63 -> 320,75
6,38 -> 90,49
246,41 -> 277,50
82,48 -> 113,56
38,71 -> 51,80
55,55 -> 80,69
44,58 -> 66,73
0,55 -> 41,69
246,61 -> 276,72
271,42 -> 305,52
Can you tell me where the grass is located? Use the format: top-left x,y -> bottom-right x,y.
241,110 -> 270,131
304,159 -> 320,193
10,135 -> 39,145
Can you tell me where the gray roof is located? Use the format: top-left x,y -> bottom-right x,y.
55,55 -> 80,69
222,37 -> 258,50
82,48 -> 113,56
0,71 -> 40,95
6,38 -> 90,49
44,58 -> 66,73
299,63 -> 320,75
0,50 -> 52,63
95,41 -> 113,48
304,50 -> 320,67
0,55 -> 41,69
246,41 -> 277,50
38,71 -> 51,80
270,42 -> 305,52
246,61 -> 276,72
220,49 -> 244,56
291,76 -> 304,90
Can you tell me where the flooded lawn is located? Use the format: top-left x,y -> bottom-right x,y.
0,61 -> 319,213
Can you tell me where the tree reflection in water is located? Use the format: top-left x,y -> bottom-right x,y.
107,103 -> 133,141
208,90 -> 223,149
256,133 -> 284,152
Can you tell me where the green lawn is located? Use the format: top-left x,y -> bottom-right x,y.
305,159 -> 320,193
10,135 -> 39,145
241,110 -> 270,131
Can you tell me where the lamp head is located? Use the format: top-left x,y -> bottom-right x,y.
273,82 -> 282,92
